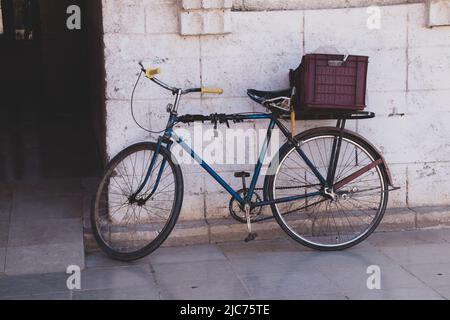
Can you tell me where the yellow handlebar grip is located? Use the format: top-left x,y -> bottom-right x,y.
145,67 -> 161,79
201,88 -> 224,95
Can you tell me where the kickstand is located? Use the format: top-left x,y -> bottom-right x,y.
244,204 -> 258,242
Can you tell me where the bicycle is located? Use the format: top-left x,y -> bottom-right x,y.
91,63 -> 397,261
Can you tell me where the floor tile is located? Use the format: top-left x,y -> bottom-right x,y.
227,246 -> 394,278
13,179 -> 83,197
241,271 -> 340,299
402,263 -> 450,288
433,286 -> 450,299
300,247 -> 397,273
227,253 -> 319,277
85,252 -> 151,269
343,286 -> 444,300
80,265 -> 154,291
5,292 -> 73,300
0,197 -> 12,221
150,244 -> 227,265
379,243 -> 450,265
262,292 -> 348,300
367,229 -> 449,247
0,248 -> 6,273
434,228 -> 450,243
5,242 -> 84,275
321,265 -> 426,291
158,277 -> 250,300
8,218 -> 82,247
0,220 -> 9,247
82,194 -> 92,229
73,286 -> 159,300
218,238 -> 301,259
0,186 -> 13,198
152,260 -> 238,286
81,177 -> 99,195
12,195 -> 83,221
0,272 -> 69,298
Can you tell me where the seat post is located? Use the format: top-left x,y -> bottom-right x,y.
234,171 -> 250,191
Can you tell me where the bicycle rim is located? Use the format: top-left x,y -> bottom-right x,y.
93,143 -> 181,258
272,133 -> 388,249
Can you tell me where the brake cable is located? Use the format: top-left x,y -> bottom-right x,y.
130,70 -> 179,134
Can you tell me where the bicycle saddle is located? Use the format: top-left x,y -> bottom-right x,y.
247,89 -> 292,104
247,88 -> 293,114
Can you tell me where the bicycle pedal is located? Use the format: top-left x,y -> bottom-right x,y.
244,232 -> 258,243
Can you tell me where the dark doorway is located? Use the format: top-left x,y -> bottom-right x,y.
0,0 -> 104,181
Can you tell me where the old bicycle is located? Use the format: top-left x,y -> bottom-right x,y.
92,63 -> 396,261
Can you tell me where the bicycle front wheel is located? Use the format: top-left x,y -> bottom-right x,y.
266,129 -> 389,251
91,142 -> 183,261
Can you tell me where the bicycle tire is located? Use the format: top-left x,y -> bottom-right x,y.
91,142 -> 183,261
265,129 -> 389,251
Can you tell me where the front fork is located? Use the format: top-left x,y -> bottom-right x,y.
130,136 -> 170,204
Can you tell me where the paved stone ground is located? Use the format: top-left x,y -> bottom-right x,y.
1,228 -> 450,300
0,179 -> 95,275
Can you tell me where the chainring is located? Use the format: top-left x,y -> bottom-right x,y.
228,189 -> 263,224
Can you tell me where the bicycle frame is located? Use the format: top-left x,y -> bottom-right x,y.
132,109 -> 326,208
169,113 -> 326,207
131,76 -> 385,210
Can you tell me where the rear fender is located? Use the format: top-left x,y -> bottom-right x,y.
263,126 -> 395,196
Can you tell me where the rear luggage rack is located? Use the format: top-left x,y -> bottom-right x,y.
282,110 -> 375,121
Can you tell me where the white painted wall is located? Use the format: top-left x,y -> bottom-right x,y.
102,0 -> 450,222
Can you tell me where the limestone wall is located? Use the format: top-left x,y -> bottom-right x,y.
102,0 -> 450,230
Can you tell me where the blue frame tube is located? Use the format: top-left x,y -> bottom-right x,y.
134,112 -> 327,208
252,191 -> 321,208
169,130 -> 246,204
246,119 -> 276,202
273,118 -> 327,186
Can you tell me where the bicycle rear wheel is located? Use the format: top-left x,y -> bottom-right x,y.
266,129 -> 389,251
91,142 -> 183,261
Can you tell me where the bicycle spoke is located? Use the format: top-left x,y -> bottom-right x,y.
93,144 -> 180,257
272,133 -> 387,249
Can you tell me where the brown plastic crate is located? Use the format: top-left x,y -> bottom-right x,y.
290,54 -> 369,112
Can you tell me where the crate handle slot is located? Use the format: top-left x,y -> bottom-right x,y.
328,54 -> 349,67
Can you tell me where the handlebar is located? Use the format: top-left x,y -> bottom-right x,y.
139,62 -> 223,96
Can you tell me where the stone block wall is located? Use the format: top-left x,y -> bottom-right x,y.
101,0 -> 450,234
